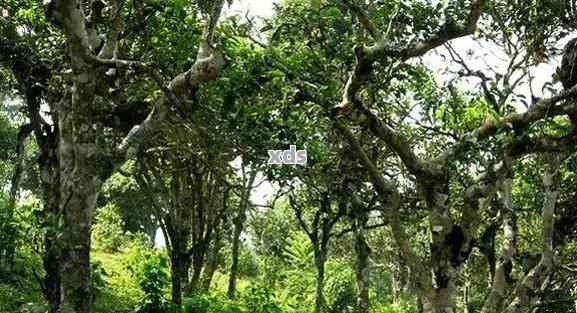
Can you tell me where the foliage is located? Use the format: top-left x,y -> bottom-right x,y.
91,260 -> 108,305
100,166 -> 158,242
2,0 -> 577,313
92,236 -> 168,313
123,239 -> 170,311
0,190 -> 44,311
242,286 -> 283,313
92,203 -> 128,253
182,293 -> 243,313
325,260 -> 356,313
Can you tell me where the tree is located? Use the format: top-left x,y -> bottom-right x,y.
135,124 -> 233,305
328,0 -> 577,312
227,161 -> 258,299
3,0 -> 577,312
1,0 -> 227,311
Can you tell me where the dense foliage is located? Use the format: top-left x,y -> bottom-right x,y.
1,0 -> 577,313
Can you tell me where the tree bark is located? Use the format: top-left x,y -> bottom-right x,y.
170,252 -> 191,306
188,247 -> 205,294
427,184 -> 461,313
314,247 -> 327,313
58,107 -> 104,313
228,168 -> 256,299
354,217 -> 371,313
500,155 -> 560,313
480,176 -> 517,313
227,215 -> 244,298
201,236 -> 222,291
44,239 -> 62,313
463,280 -> 471,313
392,261 -> 409,302
43,181 -> 63,313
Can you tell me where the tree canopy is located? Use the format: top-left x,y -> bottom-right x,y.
1,0 -> 577,313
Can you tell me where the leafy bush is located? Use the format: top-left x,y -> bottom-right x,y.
243,286 -> 282,313
122,237 -> 170,312
92,251 -> 142,313
0,196 -> 46,312
137,253 -> 170,310
0,283 -> 45,313
325,260 -> 355,313
238,248 -> 259,279
183,295 -> 210,313
91,260 -> 108,304
92,235 -> 162,313
92,203 -> 127,253
182,292 -> 243,313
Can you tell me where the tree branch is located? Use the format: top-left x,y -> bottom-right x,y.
46,0 -> 94,62
437,83 -> 577,164
115,0 -> 226,158
338,0 -> 382,41
500,155 -> 561,313
337,0 -> 487,110
289,194 -> 313,238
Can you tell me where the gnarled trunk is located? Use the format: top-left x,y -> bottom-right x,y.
189,247 -> 205,294
58,119 -> 103,312
43,242 -> 62,313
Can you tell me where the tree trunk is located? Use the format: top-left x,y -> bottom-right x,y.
170,252 -> 191,305
40,162 -> 62,313
354,218 -> 370,313
57,66 -> 103,312
481,175 -> 517,313
44,232 -> 62,313
416,296 -> 423,313
200,257 -> 217,291
202,237 -> 222,291
314,248 -> 327,313
427,184 -> 471,313
228,168 -> 256,299
57,167 -> 102,313
227,212 -> 245,298
393,262 -> 408,303
463,281 -> 471,313
500,156 -> 560,313
185,247 -> 205,295
58,181 -> 101,313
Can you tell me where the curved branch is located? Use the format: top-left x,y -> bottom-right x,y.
437,83 -> 577,163
338,0 -> 487,110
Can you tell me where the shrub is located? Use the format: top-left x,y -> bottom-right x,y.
92,203 -> 127,253
122,237 -> 170,312
325,260 -> 355,313
243,286 -> 282,313
91,260 -> 108,305
183,292 -> 244,313
92,236 -> 163,313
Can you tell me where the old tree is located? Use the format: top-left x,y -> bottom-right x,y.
1,0 -> 577,313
